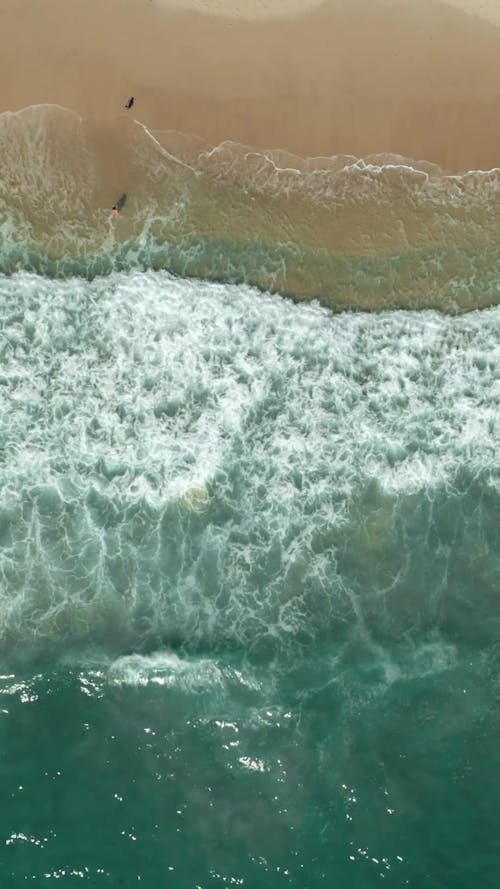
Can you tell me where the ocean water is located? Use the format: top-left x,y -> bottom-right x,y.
1,106 -> 500,887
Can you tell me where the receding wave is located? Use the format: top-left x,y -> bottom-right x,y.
2,104 -> 500,311
1,270 -> 499,661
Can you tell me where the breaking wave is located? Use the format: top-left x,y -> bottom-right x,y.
1,270 -> 499,660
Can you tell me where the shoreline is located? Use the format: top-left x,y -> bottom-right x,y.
2,0 -> 500,172
1,103 -> 500,314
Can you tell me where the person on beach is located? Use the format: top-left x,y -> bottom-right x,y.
112,193 -> 127,216
125,96 -> 134,109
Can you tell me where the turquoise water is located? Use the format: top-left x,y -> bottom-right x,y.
1,270 -> 500,885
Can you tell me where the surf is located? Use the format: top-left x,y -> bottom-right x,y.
1,269 -> 498,663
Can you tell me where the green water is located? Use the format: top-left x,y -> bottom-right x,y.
3,641 -> 500,887
1,270 -> 499,886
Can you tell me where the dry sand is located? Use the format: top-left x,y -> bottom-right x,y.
154,0 -> 325,18
441,0 -> 500,27
2,0 -> 500,170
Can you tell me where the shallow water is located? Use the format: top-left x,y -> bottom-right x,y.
1,268 -> 499,885
3,105 -> 500,311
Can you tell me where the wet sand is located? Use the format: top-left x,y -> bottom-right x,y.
2,0 -> 500,171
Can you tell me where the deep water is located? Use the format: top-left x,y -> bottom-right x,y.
1,270 -> 499,886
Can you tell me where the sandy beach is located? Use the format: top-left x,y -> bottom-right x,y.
2,0 -> 500,171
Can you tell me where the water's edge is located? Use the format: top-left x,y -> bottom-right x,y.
3,104 -> 500,312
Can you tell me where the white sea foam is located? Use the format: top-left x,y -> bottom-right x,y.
0,271 -> 499,657
106,651 -> 228,690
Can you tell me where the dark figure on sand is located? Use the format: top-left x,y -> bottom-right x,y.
125,97 -> 134,109
112,193 -> 127,216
